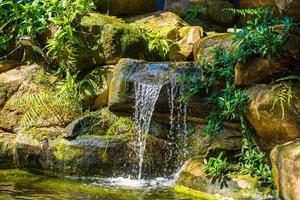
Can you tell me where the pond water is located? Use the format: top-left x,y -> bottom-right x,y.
0,169 -> 203,200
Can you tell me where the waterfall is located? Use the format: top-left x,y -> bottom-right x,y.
134,81 -> 163,180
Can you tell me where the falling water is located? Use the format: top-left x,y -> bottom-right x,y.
134,81 -> 163,180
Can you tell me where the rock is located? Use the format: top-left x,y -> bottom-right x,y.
177,159 -> 273,200
64,115 -> 102,139
271,139 -> 300,200
194,33 -> 235,62
45,13 -> 147,70
0,132 -> 16,169
108,59 -> 208,117
276,0 -> 300,20
246,83 -> 300,152
14,132 -> 171,178
185,123 -> 243,160
164,0 -> 191,17
0,64 -> 39,109
190,0 -> 236,27
82,65 -> 114,109
125,11 -> 189,40
0,65 -> 80,132
234,57 -> 286,85
126,11 -> 203,61
240,0 -> 276,8
0,60 -> 17,74
95,0 -> 156,16
169,26 -> 203,61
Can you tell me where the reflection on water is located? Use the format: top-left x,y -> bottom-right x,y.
0,169 -> 197,200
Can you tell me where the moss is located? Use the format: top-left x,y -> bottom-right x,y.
106,117 -> 136,136
22,128 -> 61,142
54,140 -> 84,161
0,169 -> 40,182
175,185 -> 218,200
80,13 -> 124,28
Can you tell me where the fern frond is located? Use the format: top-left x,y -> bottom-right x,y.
223,7 -> 267,17
271,83 -> 293,120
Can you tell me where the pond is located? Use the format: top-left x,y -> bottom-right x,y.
0,169 -> 205,200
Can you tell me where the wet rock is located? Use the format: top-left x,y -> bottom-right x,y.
246,83 -> 300,152
0,132 -> 16,169
64,115 -> 102,139
276,0 -> 300,20
14,132 -> 171,178
194,33 -> 235,62
95,0 -> 156,16
234,57 -> 286,85
271,139 -> 300,200
108,58 -> 208,117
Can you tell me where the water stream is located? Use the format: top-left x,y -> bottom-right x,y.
134,81 -> 164,180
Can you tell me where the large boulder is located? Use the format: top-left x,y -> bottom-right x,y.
246,83 -> 300,152
0,65 -> 81,132
14,131 -> 171,178
45,13 -> 147,70
126,11 -> 203,61
194,33 -> 235,62
108,59 -> 209,118
234,57 -> 286,85
125,11 -> 189,40
190,0 -> 236,27
270,140 -> 300,200
94,0 -> 156,16
275,0 -> 300,20
0,64 -> 39,109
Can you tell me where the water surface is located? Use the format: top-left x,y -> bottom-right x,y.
0,169 -> 202,200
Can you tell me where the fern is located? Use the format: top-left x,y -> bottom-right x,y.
223,7 -> 267,17
271,83 -> 293,120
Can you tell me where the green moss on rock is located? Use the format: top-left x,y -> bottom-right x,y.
54,140 -> 84,161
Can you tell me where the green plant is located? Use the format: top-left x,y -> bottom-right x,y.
140,28 -> 173,60
180,47 -> 249,136
203,152 -> 235,188
271,82 -> 293,120
0,0 -> 95,72
233,8 -> 293,62
235,139 -> 274,188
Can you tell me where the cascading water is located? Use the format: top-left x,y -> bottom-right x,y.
134,81 -> 164,180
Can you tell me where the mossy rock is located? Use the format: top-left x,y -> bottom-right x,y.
74,13 -> 147,70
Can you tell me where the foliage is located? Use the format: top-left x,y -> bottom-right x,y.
224,7 -> 268,17
203,152 -> 236,188
235,139 -> 274,188
233,8 -> 293,62
180,47 -> 249,136
137,26 -> 173,60
204,138 -> 274,188
0,0 -> 95,72
271,82 -> 293,120
5,72 -> 99,129
184,7 -> 207,21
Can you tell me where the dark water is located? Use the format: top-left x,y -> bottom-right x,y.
0,170 -> 201,200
